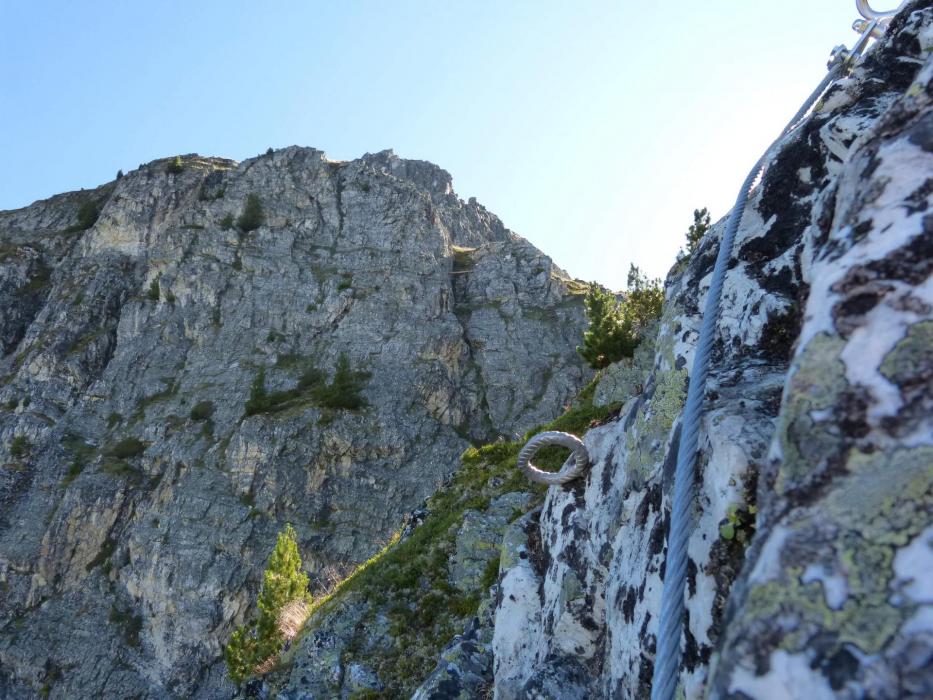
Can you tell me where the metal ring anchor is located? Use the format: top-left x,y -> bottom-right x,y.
852,1 -> 908,38
517,431 -> 589,486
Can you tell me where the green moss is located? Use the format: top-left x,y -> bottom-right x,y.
106,437 -> 146,459
9,435 -> 30,458
189,400 -> 214,421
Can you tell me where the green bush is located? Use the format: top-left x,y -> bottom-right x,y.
224,524 -> 310,684
624,264 -> 664,333
147,277 -> 160,301
190,401 -> 215,421
237,194 -> 265,232
76,200 -> 100,230
244,368 -> 272,416
10,435 -> 31,458
577,265 -> 663,369
106,437 -> 146,459
166,156 -> 184,174
683,207 -> 710,257
220,214 -> 235,230
311,354 -> 370,410
243,356 -> 364,417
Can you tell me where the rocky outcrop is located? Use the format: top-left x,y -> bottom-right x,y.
485,4 -> 933,699
0,148 -> 591,698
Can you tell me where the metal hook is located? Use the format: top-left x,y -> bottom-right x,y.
855,0 -> 907,21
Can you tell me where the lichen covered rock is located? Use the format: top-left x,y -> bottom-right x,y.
488,4 -> 933,698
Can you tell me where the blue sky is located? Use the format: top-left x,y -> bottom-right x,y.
1,1 -> 860,289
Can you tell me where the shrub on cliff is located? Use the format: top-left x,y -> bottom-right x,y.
224,524 -> 311,684
237,194 -> 265,232
682,207 -> 710,257
577,265 -> 663,369
76,200 -> 100,230
311,353 -> 371,410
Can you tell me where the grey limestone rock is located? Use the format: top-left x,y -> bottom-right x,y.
0,147 -> 591,698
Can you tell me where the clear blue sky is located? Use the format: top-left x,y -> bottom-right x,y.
1,1 -> 860,289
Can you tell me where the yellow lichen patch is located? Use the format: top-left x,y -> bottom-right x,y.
776,332 -> 848,493
743,445 -> 933,658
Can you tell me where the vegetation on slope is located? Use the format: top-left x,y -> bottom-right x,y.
240,379 -> 622,696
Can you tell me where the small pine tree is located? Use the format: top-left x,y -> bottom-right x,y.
624,264 -> 664,333
147,277 -> 160,301
116,169 -> 124,180
312,354 -> 371,410
237,194 -> 265,232
577,268 -> 664,370
577,286 -> 637,370
243,368 -> 269,416
166,156 -> 184,174
224,524 -> 310,684
683,208 -> 710,256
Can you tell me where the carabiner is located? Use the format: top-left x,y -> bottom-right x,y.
855,0 -> 907,21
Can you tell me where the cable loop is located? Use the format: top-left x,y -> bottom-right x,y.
517,431 -> 589,486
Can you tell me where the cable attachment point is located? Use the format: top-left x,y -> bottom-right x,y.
517,431 -> 589,486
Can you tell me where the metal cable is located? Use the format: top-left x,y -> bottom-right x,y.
649,61 -> 848,700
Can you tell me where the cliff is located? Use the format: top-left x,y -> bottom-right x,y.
0,148 -> 591,698
2,3 -> 932,699
271,3 -> 933,698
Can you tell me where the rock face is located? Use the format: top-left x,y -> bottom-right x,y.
486,4 -> 933,699
0,148 -> 591,698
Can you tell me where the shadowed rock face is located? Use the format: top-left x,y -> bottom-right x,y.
0,148 -> 591,698
484,4 -> 933,699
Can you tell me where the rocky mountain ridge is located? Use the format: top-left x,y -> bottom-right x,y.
0,146 -> 592,698
2,2 -> 932,698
